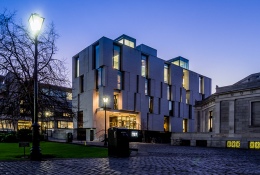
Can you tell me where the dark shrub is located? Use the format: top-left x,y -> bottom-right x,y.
17,129 -> 32,142
2,132 -> 17,142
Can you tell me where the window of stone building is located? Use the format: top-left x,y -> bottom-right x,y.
58,121 -> 73,129
79,75 -> 84,93
169,101 -> 174,116
199,76 -> 204,94
94,45 -> 100,69
209,111 -> 213,132
145,78 -> 148,95
251,101 -> 260,126
113,45 -> 121,70
164,116 -> 169,132
113,93 -> 119,110
97,68 -> 103,87
141,55 -> 148,77
149,96 -> 153,113
167,85 -> 171,100
183,119 -> 188,132
164,63 -> 169,83
77,111 -> 83,128
117,71 -> 123,90
75,56 -> 79,77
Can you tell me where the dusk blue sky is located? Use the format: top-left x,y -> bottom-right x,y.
1,0 -> 260,93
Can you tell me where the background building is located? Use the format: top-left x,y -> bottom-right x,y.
72,34 -> 211,141
172,73 -> 260,149
0,72 -> 73,139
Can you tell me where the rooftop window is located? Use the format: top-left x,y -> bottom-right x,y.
115,34 -> 136,48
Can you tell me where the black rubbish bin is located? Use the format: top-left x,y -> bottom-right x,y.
108,128 -> 130,157
67,132 -> 73,143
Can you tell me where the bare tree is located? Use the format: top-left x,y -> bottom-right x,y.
0,11 -> 72,129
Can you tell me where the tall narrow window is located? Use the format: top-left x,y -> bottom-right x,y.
182,74 -> 185,87
75,57 -> 79,77
183,119 -> 188,132
78,111 -> 83,128
141,55 -> 147,77
80,75 -> 84,93
114,94 -> 119,109
169,101 -> 173,116
209,111 -> 213,132
113,45 -> 121,70
199,76 -> 204,94
95,45 -> 100,69
145,78 -> 150,95
117,71 -> 122,90
97,68 -> 103,87
164,63 -> 169,83
167,85 -> 171,100
149,97 -> 153,113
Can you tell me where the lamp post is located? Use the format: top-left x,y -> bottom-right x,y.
29,13 -> 44,160
45,111 -> 49,140
103,97 -> 108,146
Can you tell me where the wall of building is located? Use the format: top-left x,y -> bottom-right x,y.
72,35 -> 212,140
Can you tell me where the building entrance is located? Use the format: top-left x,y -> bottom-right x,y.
109,114 -> 138,129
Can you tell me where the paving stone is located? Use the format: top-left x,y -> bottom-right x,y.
1,143 -> 260,174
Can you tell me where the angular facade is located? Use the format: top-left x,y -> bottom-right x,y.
172,73 -> 260,149
72,35 -> 211,141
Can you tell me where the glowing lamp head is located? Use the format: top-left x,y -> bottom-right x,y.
29,13 -> 44,34
103,97 -> 108,103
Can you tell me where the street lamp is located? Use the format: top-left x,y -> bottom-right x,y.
29,13 -> 44,160
103,97 -> 108,146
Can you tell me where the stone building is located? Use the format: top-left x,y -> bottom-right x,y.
72,34 -> 211,141
171,73 -> 260,149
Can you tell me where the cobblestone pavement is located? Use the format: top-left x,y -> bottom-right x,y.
1,143 -> 260,175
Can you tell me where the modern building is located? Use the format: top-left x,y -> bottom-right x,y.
171,73 -> 260,149
0,72 -> 73,139
72,34 -> 211,141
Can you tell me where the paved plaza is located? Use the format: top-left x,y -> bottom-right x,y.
1,143 -> 260,175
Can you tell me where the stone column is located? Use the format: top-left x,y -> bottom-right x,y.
214,101 -> 220,134
229,100 -> 235,134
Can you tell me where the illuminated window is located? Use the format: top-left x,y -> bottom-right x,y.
118,39 -> 134,48
209,111 -> 213,132
95,45 -> 100,69
66,92 -> 72,100
63,113 -> 70,117
169,101 -> 173,116
113,45 -> 120,70
141,55 -> 147,77
164,64 -> 169,83
97,68 -> 103,87
145,79 -> 150,95
164,116 -> 169,132
114,94 -> 119,110
183,119 -> 188,132
110,114 -> 137,129
117,71 -> 122,90
75,57 -> 79,77
149,97 -> 153,113
58,121 -> 73,129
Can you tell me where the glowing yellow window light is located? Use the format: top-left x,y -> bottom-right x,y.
226,141 -> 240,148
